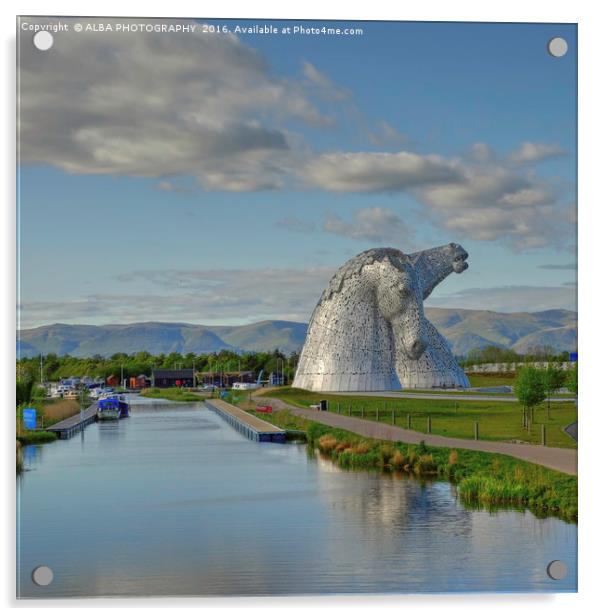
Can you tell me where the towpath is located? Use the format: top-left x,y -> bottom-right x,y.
258,396 -> 577,475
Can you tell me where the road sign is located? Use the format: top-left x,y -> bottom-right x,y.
23,407 -> 37,430
569,352 -> 578,362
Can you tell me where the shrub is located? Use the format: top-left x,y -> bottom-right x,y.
407,448 -> 419,466
353,441 -> 371,454
379,444 -> 395,466
414,454 -> 437,475
335,441 -> 351,452
391,450 -> 406,469
318,434 -> 338,453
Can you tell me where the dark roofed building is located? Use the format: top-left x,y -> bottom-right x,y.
151,369 -> 194,388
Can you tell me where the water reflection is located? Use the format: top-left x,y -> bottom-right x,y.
17,399 -> 577,597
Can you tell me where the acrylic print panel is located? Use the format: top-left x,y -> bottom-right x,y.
16,16 -> 577,598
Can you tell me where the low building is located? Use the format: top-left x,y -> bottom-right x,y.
129,374 -> 150,389
197,370 -> 254,388
151,369 -> 195,388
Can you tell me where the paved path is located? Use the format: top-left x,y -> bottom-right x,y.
259,397 -> 577,475
337,391 -> 575,403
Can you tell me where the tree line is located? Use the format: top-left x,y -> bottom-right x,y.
460,345 -> 573,367
16,349 -> 301,385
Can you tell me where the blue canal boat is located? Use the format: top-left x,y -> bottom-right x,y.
97,396 -> 130,420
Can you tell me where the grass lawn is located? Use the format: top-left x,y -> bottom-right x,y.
140,387 -> 210,402
464,373 -> 517,387
264,387 -> 577,449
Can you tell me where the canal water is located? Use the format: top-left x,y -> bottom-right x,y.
17,398 -> 577,597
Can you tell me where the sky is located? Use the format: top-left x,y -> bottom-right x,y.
17,17 -> 577,329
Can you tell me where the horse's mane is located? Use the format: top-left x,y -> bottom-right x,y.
319,247 -> 410,304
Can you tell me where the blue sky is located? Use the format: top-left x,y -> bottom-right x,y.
17,18 -> 576,328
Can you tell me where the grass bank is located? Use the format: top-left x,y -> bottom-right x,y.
243,407 -> 576,523
17,431 -> 58,445
463,373 -> 516,387
265,388 -> 577,449
140,387 -> 209,402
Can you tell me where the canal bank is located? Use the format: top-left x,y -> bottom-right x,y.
256,395 -> 577,475
237,403 -> 577,522
17,398 -> 576,596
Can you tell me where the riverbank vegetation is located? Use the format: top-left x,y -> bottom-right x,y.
244,408 -> 577,522
140,387 -> 209,402
263,388 -> 577,449
17,431 -> 57,445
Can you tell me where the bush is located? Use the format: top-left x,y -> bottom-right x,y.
379,444 -> 396,466
17,431 -> 57,445
391,450 -> 406,469
318,434 -> 338,453
414,454 -> 437,475
335,441 -> 351,452
353,441 -> 371,454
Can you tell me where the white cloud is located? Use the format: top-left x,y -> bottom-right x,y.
323,207 -> 411,242
19,18 -> 336,191
415,163 -> 565,250
508,142 -> 566,165
469,142 -> 495,162
299,147 -> 570,250
18,19 -> 573,251
301,61 -> 350,101
18,267 -> 336,329
368,121 -> 409,147
302,151 -> 460,192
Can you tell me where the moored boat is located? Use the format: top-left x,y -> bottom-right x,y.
116,395 -> 130,418
97,398 -> 121,421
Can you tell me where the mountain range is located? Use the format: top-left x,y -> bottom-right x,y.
17,308 -> 576,358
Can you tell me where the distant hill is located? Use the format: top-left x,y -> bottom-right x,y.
17,308 -> 576,358
17,320 -> 308,357
426,308 -> 576,355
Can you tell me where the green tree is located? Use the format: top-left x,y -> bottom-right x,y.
566,363 -> 578,396
542,363 -> 565,419
514,366 -> 546,428
16,378 -> 34,406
